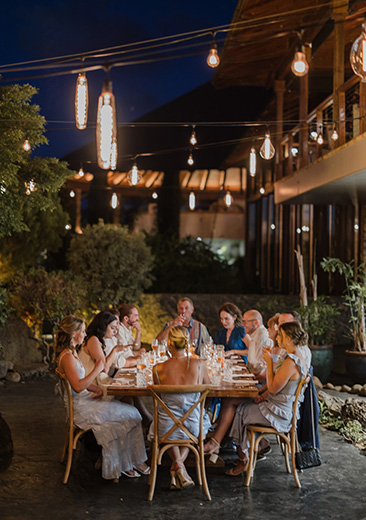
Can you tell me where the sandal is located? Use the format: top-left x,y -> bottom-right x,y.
225,458 -> 248,476
204,437 -> 221,463
172,462 -> 195,489
133,464 -> 151,475
121,469 -> 141,478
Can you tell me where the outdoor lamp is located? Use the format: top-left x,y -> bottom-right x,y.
23,139 -> 31,152
111,192 -> 118,209
291,46 -> 309,77
259,133 -> 275,160
190,127 -> 197,146
187,152 -> 194,166
350,20 -> 366,82
224,190 -> 233,208
207,33 -> 220,68
75,72 -> 89,130
249,146 -> 257,176
331,126 -> 339,141
127,163 -> 141,186
189,191 -> 196,211
78,166 -> 84,177
96,78 -> 118,170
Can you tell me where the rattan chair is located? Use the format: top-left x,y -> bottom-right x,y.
148,384 -> 211,501
56,368 -> 91,484
245,374 -> 310,488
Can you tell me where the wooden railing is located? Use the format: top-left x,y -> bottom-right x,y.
276,75 -> 366,181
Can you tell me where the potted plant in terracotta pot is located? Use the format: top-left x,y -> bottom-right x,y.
321,257 -> 366,384
297,296 -> 340,383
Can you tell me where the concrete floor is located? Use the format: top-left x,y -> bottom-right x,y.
1,375 -> 366,520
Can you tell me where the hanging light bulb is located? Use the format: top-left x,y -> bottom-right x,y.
350,20 -> 366,82
190,127 -> 197,146
78,167 -> 84,177
69,190 -> 75,198
331,126 -> 339,141
291,45 -> 309,77
127,162 -> 141,186
317,129 -> 323,145
207,33 -> 220,68
25,180 -> 36,195
110,192 -> 118,209
249,147 -> 257,176
189,191 -> 196,211
224,190 -> 233,208
259,187 -> 265,195
75,72 -> 89,130
23,139 -> 31,151
259,133 -> 275,160
187,152 -> 194,166
152,191 -> 158,199
96,78 -> 118,170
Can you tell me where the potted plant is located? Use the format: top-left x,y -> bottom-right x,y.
296,296 -> 340,383
321,257 -> 366,384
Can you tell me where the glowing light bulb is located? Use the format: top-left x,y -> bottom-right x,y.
75,72 -> 89,130
70,190 -> 75,198
23,139 -> 31,151
350,22 -> 366,82
189,191 -> 195,211
270,224 -> 276,230
331,128 -> 339,141
25,180 -> 36,195
224,190 -> 233,207
127,163 -> 141,186
152,191 -> 158,199
259,187 -> 265,195
291,50 -> 309,77
65,224 -> 72,231
190,129 -> 197,146
207,44 -> 220,68
317,133 -> 323,145
259,133 -> 275,160
249,147 -> 257,177
111,192 -> 118,209
78,167 -> 84,177
310,131 -> 318,139
188,152 -> 194,166
96,79 -> 118,170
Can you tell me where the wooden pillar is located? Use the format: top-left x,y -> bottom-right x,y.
332,0 -> 348,147
75,189 -> 82,234
299,46 -> 311,168
360,81 -> 366,135
274,80 -> 286,181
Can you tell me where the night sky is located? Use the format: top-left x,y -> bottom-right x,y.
1,0 -> 238,158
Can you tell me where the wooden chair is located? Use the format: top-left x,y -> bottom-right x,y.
245,374 -> 310,488
55,368 -> 91,484
148,384 -> 211,501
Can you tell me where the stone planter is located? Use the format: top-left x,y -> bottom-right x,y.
345,350 -> 366,385
310,344 -> 333,384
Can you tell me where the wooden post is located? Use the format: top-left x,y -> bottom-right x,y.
75,189 -> 82,234
360,81 -> 366,135
332,0 -> 348,147
274,80 -> 286,181
299,46 -> 311,168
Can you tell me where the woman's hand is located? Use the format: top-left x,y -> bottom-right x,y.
91,386 -> 103,399
262,347 -> 272,365
254,395 -> 265,403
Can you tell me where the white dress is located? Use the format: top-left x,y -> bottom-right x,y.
57,351 -> 147,480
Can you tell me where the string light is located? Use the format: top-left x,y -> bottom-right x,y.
111,192 -> 118,209
331,126 -> 339,141
189,191 -> 195,210
259,133 -> 275,160
259,187 -> 265,194
152,191 -> 158,199
78,166 -> 84,177
350,19 -> 366,82
190,127 -> 197,146
96,77 -> 117,170
207,33 -> 220,68
187,152 -> 194,166
291,46 -> 309,77
249,146 -> 257,176
75,72 -> 89,130
224,190 -> 233,207
127,162 -> 141,185
317,127 -> 323,145
25,180 -> 36,195
23,139 -> 31,151
69,190 -> 75,198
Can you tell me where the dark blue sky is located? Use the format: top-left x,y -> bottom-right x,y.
1,0 -> 238,158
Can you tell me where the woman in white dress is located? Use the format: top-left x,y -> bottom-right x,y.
226,321 -> 308,476
55,315 -> 149,481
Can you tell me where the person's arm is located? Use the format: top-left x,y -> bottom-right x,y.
61,352 -> 104,394
200,360 -> 211,384
264,352 -> 299,394
131,321 -> 141,350
156,317 -> 185,342
225,348 -> 248,358
86,336 -> 122,373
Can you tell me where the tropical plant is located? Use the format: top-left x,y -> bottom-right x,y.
321,258 -> 366,352
68,221 -> 154,309
296,296 -> 340,345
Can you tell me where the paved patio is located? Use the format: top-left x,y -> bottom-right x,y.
0,375 -> 365,520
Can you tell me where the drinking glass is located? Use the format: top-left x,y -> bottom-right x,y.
223,359 -> 233,382
136,364 -> 146,387
211,362 -> 221,386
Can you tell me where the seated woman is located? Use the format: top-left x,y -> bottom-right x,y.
152,326 -> 211,490
226,321 -> 308,476
215,302 -> 247,362
55,315 -> 149,481
267,313 -> 281,368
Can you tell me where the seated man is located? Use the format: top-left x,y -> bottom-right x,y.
242,309 -> 271,383
156,297 -> 210,355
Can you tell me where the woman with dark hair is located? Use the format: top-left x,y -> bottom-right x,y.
55,315 -> 149,481
215,302 -> 247,362
225,321 -> 308,476
79,311 -> 125,385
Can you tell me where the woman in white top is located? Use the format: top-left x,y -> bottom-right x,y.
55,315 -> 149,480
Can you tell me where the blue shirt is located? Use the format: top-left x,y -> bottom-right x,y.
215,326 -> 247,363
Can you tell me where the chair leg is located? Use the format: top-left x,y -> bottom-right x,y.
63,430 -> 74,484
199,448 -> 211,501
193,448 -> 202,485
290,433 -> 301,488
281,436 -> 291,474
148,442 -> 159,501
245,430 -> 256,487
60,433 -> 68,463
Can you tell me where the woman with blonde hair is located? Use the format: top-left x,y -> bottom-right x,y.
55,315 -> 149,481
152,326 -> 211,489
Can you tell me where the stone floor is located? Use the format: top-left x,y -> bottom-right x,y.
1,375 -> 366,520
